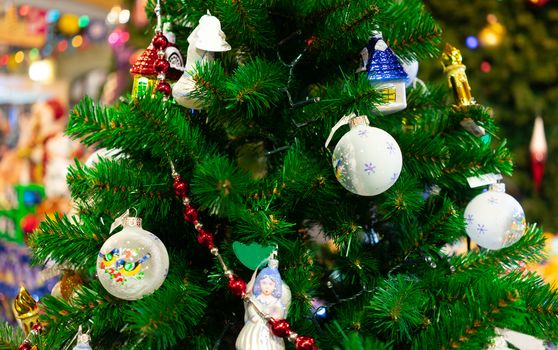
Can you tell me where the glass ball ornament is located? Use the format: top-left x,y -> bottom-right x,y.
464,184 -> 526,250
332,116 -> 402,196
97,217 -> 169,300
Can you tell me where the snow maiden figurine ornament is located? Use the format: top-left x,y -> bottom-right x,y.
236,250 -> 291,350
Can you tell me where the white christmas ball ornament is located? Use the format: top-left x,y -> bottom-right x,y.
332,116 -> 402,196
401,59 -> 419,88
464,184 -> 526,250
97,217 -> 169,300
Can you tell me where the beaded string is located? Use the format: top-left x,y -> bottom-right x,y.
170,164 -> 317,350
17,322 -> 44,350
151,0 -> 172,98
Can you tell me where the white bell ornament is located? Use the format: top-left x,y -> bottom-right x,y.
172,12 -> 230,109
325,114 -> 403,196
464,183 -> 526,250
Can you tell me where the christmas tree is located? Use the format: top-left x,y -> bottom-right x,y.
3,0 -> 558,349
424,0 -> 558,231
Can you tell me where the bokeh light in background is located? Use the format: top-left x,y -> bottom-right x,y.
71,35 -> 83,48
46,9 -> 60,23
14,51 -> 24,64
465,36 -> 479,49
78,15 -> 90,28
480,61 -> 492,73
57,39 -> 68,52
28,48 -> 40,61
28,59 -> 54,82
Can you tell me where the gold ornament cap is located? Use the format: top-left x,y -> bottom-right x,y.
348,115 -> 370,129
13,286 -> 38,319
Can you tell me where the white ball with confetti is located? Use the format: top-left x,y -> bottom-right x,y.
464,184 -> 526,250
97,216 -> 169,300
332,116 -> 402,196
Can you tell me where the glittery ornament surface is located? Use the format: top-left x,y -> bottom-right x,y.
130,45 -> 158,76
366,36 -> 407,82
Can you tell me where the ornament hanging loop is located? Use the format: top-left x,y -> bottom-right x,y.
155,0 -> 162,33
109,209 -> 143,233
325,113 -> 358,148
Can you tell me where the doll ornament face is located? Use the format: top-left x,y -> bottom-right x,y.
259,277 -> 276,297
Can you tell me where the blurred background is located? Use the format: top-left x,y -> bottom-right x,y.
1,0 -> 558,328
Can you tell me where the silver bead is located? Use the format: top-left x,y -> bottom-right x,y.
288,332 -> 299,343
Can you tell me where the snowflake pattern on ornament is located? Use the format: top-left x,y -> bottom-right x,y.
488,197 -> 498,205
357,129 -> 369,138
390,172 -> 399,182
386,142 -> 396,154
465,214 -> 474,226
477,224 -> 487,235
364,163 -> 376,174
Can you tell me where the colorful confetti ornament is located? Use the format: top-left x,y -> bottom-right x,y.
97,213 -> 169,300
464,183 -> 526,250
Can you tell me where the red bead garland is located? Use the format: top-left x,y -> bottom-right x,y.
31,322 -> 44,334
152,33 -> 168,50
296,335 -> 317,350
227,274 -> 247,298
156,81 -> 172,97
18,341 -> 32,350
269,318 -> 292,338
197,228 -> 214,249
183,205 -> 199,223
154,58 -> 170,74
173,177 -> 189,198
171,170 -> 317,348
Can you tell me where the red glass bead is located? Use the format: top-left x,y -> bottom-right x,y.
31,322 -> 44,333
197,229 -> 214,249
295,335 -> 317,350
269,318 -> 292,338
18,340 -> 32,350
152,33 -> 168,50
173,177 -> 189,198
183,205 -> 199,223
227,274 -> 247,298
154,58 -> 170,74
157,81 -> 172,96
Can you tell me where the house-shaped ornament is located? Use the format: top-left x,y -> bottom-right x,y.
130,43 -> 159,99
365,33 -> 408,115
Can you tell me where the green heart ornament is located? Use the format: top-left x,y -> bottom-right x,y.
232,241 -> 276,270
